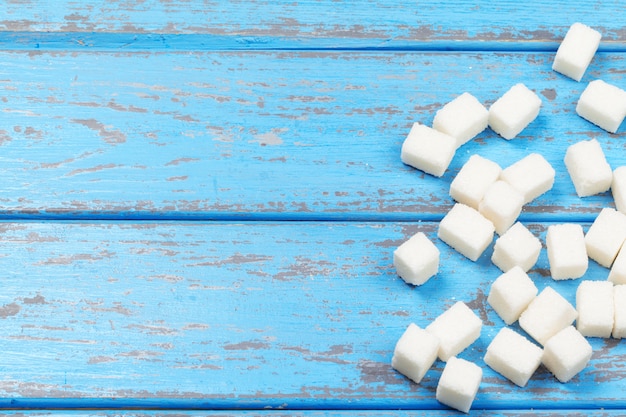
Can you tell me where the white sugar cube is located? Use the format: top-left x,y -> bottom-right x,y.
491,222 -> 542,273
401,122 -> 457,177
613,285 -> 626,338
484,327 -> 543,387
426,301 -> 482,362
585,208 -> 626,268
488,83 -> 542,140
542,326 -> 592,383
393,232 -> 440,286
519,286 -> 578,346
487,266 -> 538,325
564,139 -> 612,197
609,246 -> 626,284
391,323 -> 440,384
552,22 -> 601,82
438,204 -> 495,262
478,180 -> 524,235
500,153 -> 556,204
612,166 -> 626,215
436,356 -> 482,414
433,92 -> 489,148
576,79 -> 626,133
449,155 -> 502,210
576,280 -> 614,338
546,224 -> 588,280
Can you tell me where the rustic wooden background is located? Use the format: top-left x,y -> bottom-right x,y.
0,1 -> 626,415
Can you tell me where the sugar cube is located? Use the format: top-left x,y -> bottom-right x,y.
487,266 -> 538,325
449,155 -> 502,210
519,286 -> 578,346
585,208 -> 626,268
438,204 -> 495,262
576,280 -> 614,338
433,92 -> 489,148
609,245 -> 626,284
436,356 -> 482,414
426,301 -> 482,361
491,222 -> 542,273
612,166 -> 626,215
391,323 -> 440,384
613,285 -> 626,338
564,139 -> 612,197
500,153 -> 555,204
488,83 -> 542,140
393,232 -> 440,286
576,79 -> 626,133
542,326 -> 592,383
546,224 -> 588,280
484,327 -> 543,387
401,122 -> 457,177
478,180 -> 524,235
552,22 -> 601,82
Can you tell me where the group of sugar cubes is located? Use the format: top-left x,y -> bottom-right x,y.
441,152 -> 553,266
487,268 -> 591,384
555,136 -> 626,281
571,206 -> 626,296
489,273 -> 597,387
392,22 -> 625,410
392,204 -> 626,389
391,263 -> 618,408
442,137 -> 625,280
481,205 -> 626,386
551,207 -> 626,281
402,22 -> 626,181
400,82 -> 542,179
485,206 -> 626,387
547,138 -> 615,280
392,153 -> 553,287
391,301 -> 483,413
553,23 -> 626,133
401,21 -> 620,181
487,268 -> 626,386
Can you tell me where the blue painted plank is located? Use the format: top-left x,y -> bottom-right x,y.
0,411 -> 617,417
0,412 -> 619,417
0,221 -> 622,411
0,0 -> 625,48
0,50 -> 623,220
1,1 -> 626,414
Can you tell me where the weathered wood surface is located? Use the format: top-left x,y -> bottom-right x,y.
0,50 -> 624,220
1,0 -> 625,49
0,412 -> 621,417
1,0 -> 626,415
0,221 -> 623,412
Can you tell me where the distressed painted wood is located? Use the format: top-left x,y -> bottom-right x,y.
0,0 -> 625,49
0,221 -> 623,412
0,410 -> 609,417
1,1 -> 626,415
0,50 -> 625,220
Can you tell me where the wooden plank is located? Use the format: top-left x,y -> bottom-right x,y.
0,50 -> 623,220
0,411 -> 619,417
0,221 -> 623,411
0,0 -> 625,47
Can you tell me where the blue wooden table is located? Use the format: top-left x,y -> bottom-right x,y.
1,1 -> 626,415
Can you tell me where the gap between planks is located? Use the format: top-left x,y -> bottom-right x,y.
0,211 -> 600,224
2,32 -> 626,53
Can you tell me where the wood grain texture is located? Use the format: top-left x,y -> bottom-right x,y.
0,412 -> 620,417
0,0 -> 625,49
2,1 -> 626,414
0,221 -> 623,411
0,50 -> 624,220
